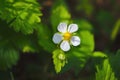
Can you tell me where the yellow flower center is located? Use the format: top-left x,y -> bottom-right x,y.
63,32 -> 71,40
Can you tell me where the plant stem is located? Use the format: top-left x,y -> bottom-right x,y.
10,72 -> 14,80
111,19 -> 120,41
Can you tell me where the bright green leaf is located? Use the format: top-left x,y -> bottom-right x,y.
96,59 -> 117,80
0,0 -> 42,34
78,31 -> 94,53
50,0 -> 71,32
73,19 -> 93,31
93,51 -> 107,58
52,49 -> 67,73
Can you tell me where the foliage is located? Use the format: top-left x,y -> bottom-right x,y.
0,0 -> 120,80
109,50 -> 120,78
0,47 -> 19,70
62,30 -> 94,73
50,0 -> 71,32
52,49 -> 67,73
0,0 -> 42,34
96,59 -> 117,80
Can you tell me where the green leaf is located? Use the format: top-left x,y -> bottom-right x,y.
62,31 -> 94,74
0,47 -> 19,70
52,49 -> 67,73
0,0 -> 42,34
14,34 -> 39,53
73,19 -> 93,31
37,24 -> 55,52
50,0 -> 71,32
93,51 -> 107,58
109,50 -> 120,78
64,51 -> 90,74
0,20 -> 39,53
96,59 -> 117,80
78,31 -> 94,53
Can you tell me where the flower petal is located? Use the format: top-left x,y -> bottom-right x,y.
53,33 -> 62,44
60,41 -> 70,51
68,24 -> 78,33
70,36 -> 80,46
57,22 -> 67,33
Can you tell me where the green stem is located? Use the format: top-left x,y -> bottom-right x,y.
111,19 -> 120,41
10,72 -> 14,80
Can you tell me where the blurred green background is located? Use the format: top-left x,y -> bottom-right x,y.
0,0 -> 120,80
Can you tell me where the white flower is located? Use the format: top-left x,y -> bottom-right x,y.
53,22 -> 81,51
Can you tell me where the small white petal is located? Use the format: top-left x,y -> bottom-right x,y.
60,41 -> 70,51
68,24 -> 78,33
53,33 -> 62,44
57,22 -> 67,33
70,36 -> 80,46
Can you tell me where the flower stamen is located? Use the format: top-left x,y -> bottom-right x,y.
63,32 -> 71,40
